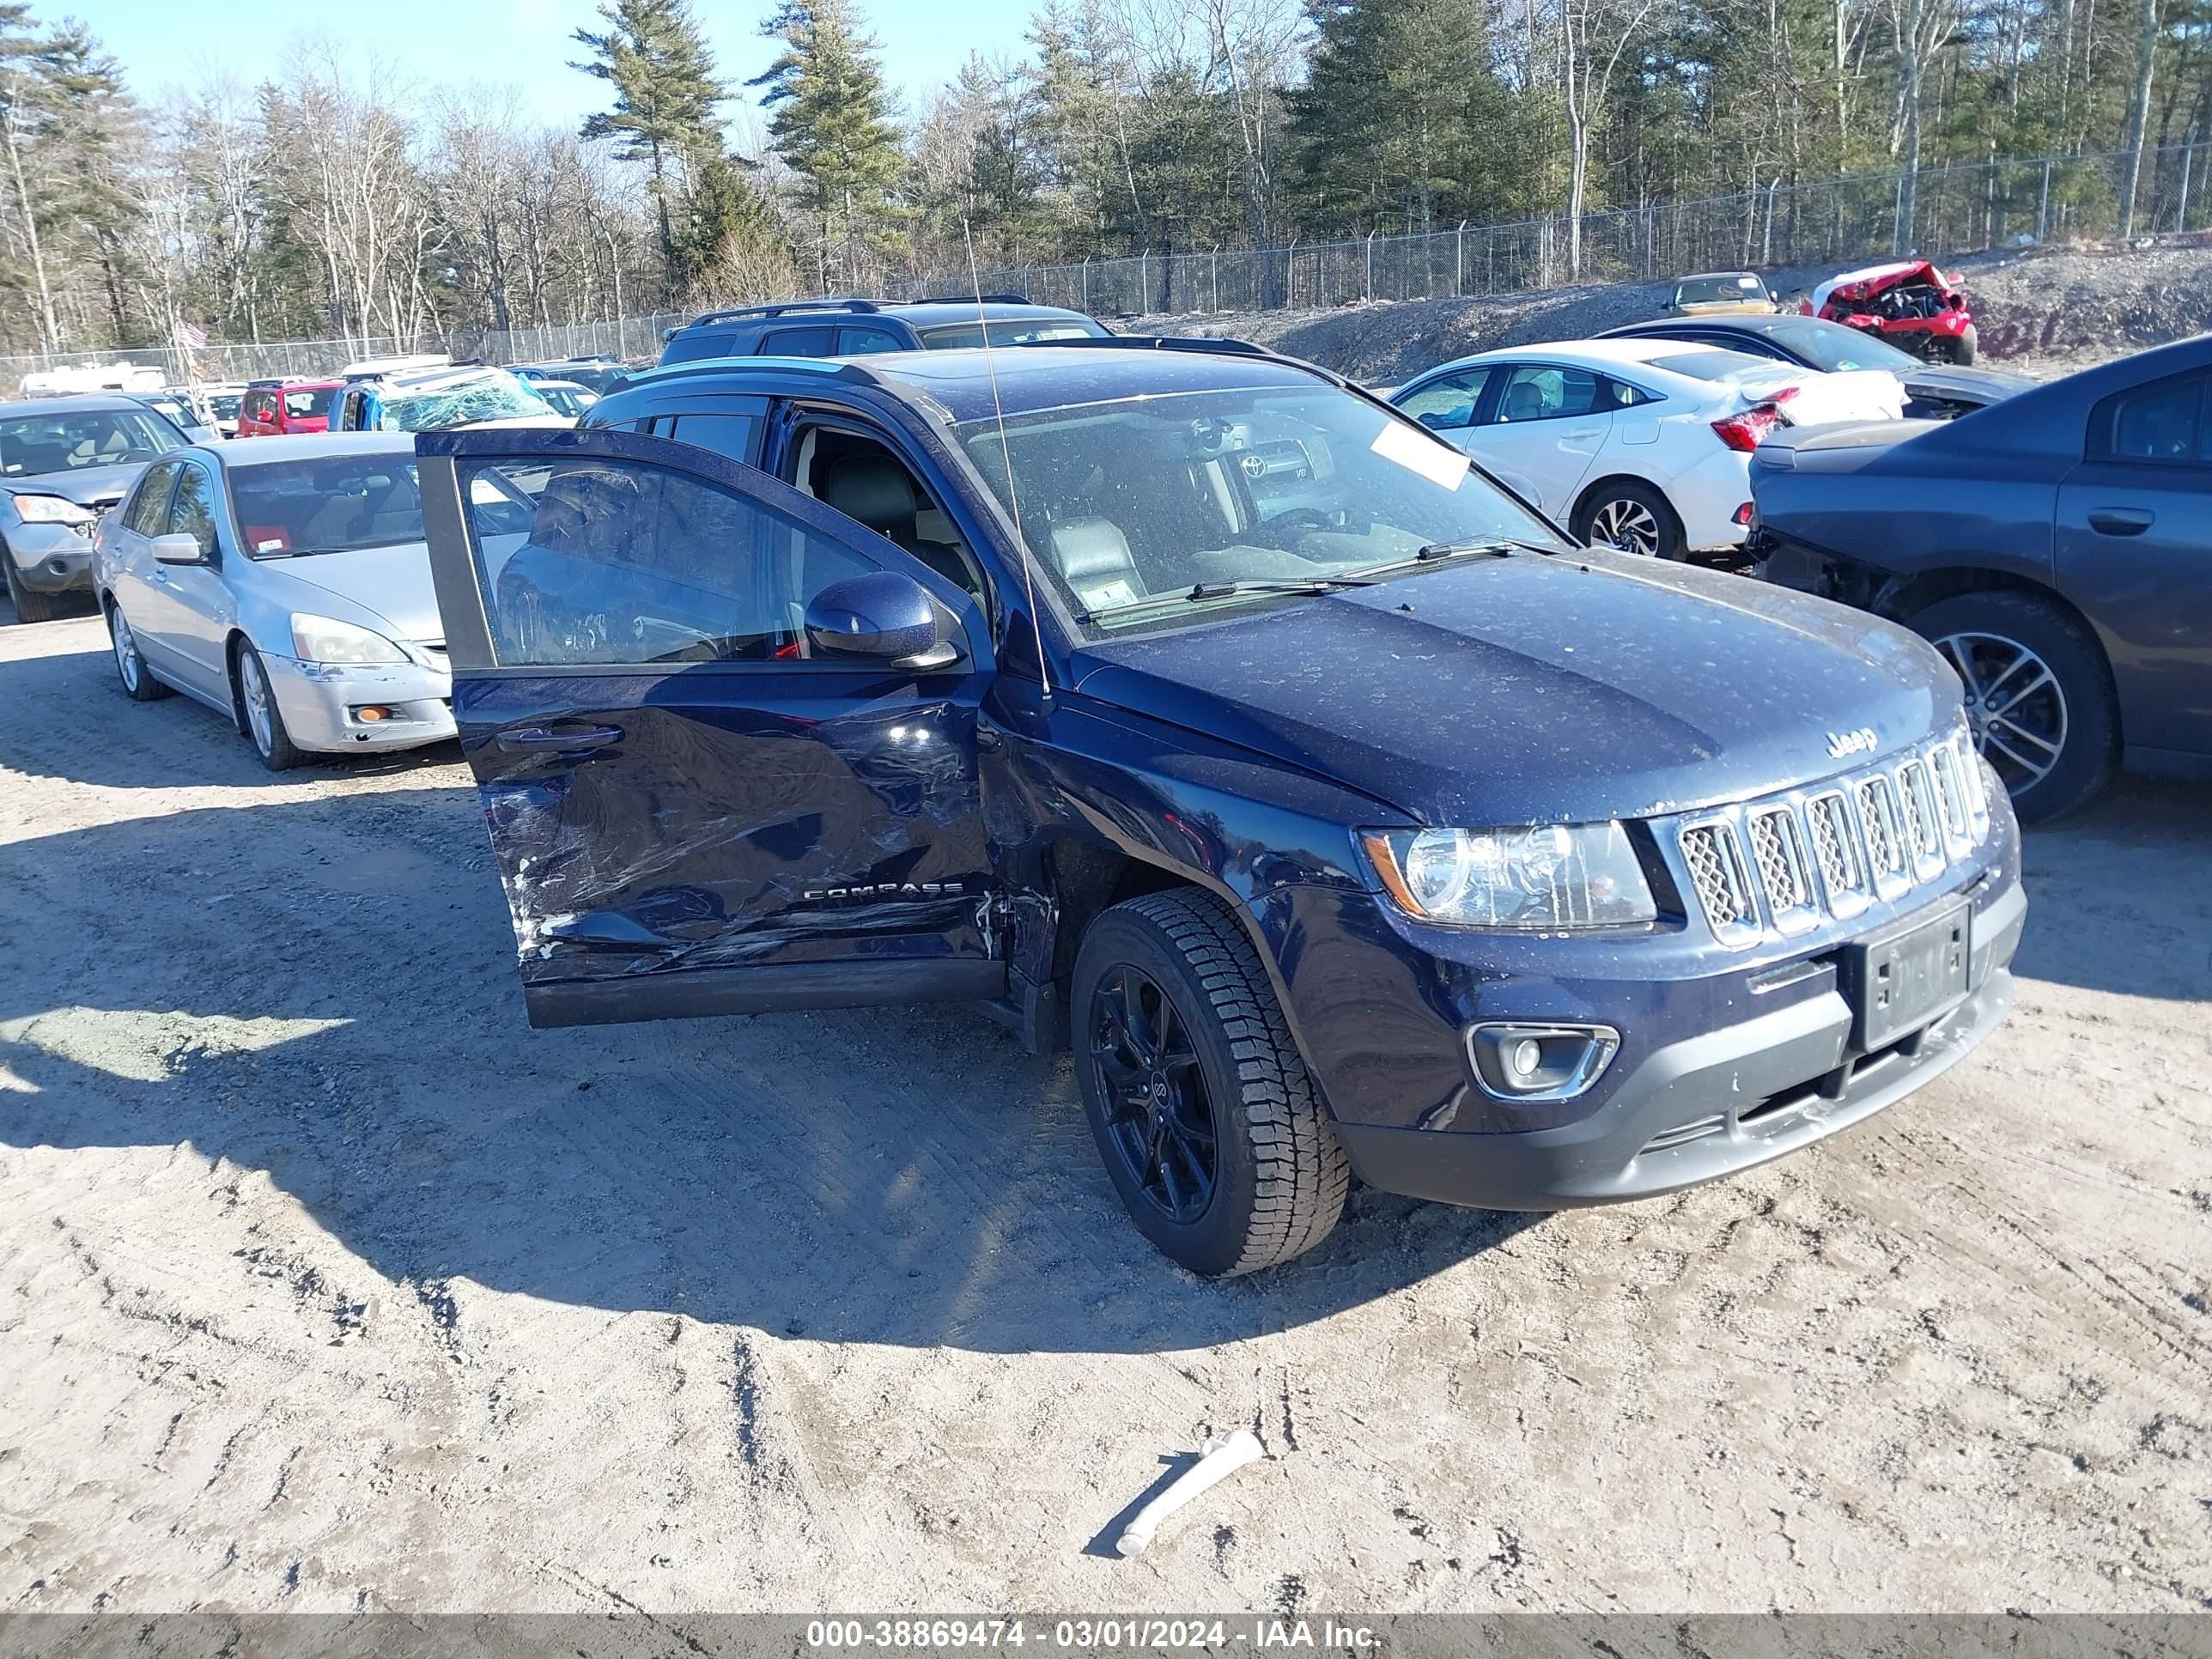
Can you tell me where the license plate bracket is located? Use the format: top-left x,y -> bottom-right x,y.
1841,899 -> 1971,1051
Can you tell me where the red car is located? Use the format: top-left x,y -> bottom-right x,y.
234,378 -> 342,437
1804,261 -> 1977,364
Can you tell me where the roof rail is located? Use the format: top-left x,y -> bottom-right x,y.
908,292 -> 1035,306
1004,333 -> 1273,358
679,298 -> 884,330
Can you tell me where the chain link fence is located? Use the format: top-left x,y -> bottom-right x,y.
4,142 -> 2202,393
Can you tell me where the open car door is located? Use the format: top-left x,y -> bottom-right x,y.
416,427 -> 1004,1029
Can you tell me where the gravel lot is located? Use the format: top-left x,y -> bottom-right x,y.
1,603 -> 2209,1616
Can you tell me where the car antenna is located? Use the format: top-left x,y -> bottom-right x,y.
963,219 -> 1053,714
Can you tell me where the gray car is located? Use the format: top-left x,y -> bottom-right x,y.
91,432 -> 454,770
1749,334 -> 2212,820
1,395 -> 189,622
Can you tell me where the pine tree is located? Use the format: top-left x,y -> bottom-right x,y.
571,0 -> 725,295
753,0 -> 905,292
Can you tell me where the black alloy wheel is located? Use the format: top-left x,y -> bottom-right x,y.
1090,963 -> 1218,1224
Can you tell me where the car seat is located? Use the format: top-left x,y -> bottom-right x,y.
820,453 -> 975,594
1049,517 -> 1145,607
1504,381 -> 1547,422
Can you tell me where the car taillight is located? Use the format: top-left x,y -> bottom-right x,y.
1732,502 -> 1755,526
1711,404 -> 1784,453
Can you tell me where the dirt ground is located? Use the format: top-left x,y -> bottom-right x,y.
0,605 -> 2209,1618
1133,234 -> 2212,385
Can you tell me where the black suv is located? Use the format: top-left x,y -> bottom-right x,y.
657,296 -> 1109,367
410,340 -> 2022,1276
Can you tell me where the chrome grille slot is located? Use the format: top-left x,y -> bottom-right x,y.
1806,790 -> 1870,916
1896,760 -> 1943,873
1953,732 -> 1990,828
1856,775 -> 1907,891
1927,744 -> 1972,854
1679,819 -> 1759,947
1747,806 -> 1817,933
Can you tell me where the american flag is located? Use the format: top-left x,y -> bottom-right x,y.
173,318 -> 207,349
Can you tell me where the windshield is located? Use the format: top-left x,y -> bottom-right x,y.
1644,348 -> 1790,382
234,455 -> 422,557
208,392 -> 242,421
1755,316 -> 1919,373
957,385 -> 1566,634
379,370 -> 554,432
0,410 -> 181,477
921,319 -> 1106,349
1674,275 -> 1765,304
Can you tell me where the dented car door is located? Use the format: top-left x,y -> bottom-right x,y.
416,427 -> 1003,1029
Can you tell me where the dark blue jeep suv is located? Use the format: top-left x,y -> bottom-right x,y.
413,339 -> 2025,1276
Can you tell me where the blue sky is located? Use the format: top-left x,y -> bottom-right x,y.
88,0 -> 1005,131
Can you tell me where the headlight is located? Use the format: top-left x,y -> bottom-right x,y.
13,493 -> 94,526
290,613 -> 407,664
1363,822 -> 1657,928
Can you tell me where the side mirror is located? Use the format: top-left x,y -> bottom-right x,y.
804,570 -> 961,671
150,532 -> 205,566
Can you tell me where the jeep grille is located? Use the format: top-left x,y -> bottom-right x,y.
1676,731 -> 1990,947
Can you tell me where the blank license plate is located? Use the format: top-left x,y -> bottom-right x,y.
1843,900 -> 1970,1050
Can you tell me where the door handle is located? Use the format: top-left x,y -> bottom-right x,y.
496,724 -> 623,752
1564,427 -> 1603,440
2087,507 -> 2154,536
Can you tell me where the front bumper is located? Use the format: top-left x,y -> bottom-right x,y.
1332,874 -> 2025,1210
4,526 -> 96,593
258,650 -> 456,753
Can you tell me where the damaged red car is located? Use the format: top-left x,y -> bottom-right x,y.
1805,261 -> 1977,364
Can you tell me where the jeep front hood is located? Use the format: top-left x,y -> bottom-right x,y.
1069,550 -> 1961,826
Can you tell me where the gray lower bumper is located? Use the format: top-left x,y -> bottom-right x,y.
5,532 -> 94,593
1336,879 -> 2026,1212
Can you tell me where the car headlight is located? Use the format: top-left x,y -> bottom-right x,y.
1363,822 -> 1657,928
290,613 -> 407,664
13,493 -> 95,526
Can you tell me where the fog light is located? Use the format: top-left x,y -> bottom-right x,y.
1468,1022 -> 1620,1103
352,705 -> 392,723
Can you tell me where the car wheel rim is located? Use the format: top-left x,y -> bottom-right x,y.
240,654 -> 275,756
1090,964 -> 1217,1225
110,611 -> 139,691
1935,629 -> 2067,793
1589,497 -> 1661,556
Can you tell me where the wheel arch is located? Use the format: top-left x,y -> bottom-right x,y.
1881,567 -> 2124,748
1570,471 -> 1684,538
223,627 -> 256,732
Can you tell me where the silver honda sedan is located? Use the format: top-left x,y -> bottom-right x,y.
91,432 -> 455,770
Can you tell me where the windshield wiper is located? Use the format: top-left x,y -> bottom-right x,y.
1075,574 -> 1375,624
1415,536 -> 1566,560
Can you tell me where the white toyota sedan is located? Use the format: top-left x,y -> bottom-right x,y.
91,432 -> 457,770
1388,337 -> 1904,559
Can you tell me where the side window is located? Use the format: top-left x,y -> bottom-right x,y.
243,391 -> 272,424
167,464 -> 219,557
2099,375 -> 2207,463
462,455 -> 890,667
661,331 -> 734,365
1603,378 -> 1654,409
125,461 -> 180,534
1396,370 -> 1490,431
1495,366 -> 1604,424
759,325 -> 836,356
660,413 -> 759,465
837,325 -> 904,356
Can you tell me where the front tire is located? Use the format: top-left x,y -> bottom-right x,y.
234,641 -> 307,772
3,552 -> 62,623
1573,479 -> 1684,560
1950,324 -> 1979,365
1073,889 -> 1349,1277
106,599 -> 172,701
1910,591 -> 2117,822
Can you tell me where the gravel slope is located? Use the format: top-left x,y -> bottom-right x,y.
1132,236 -> 2212,383
1,609 -> 2209,1614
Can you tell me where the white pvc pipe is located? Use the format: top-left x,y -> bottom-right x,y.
1114,1430 -> 1267,1558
